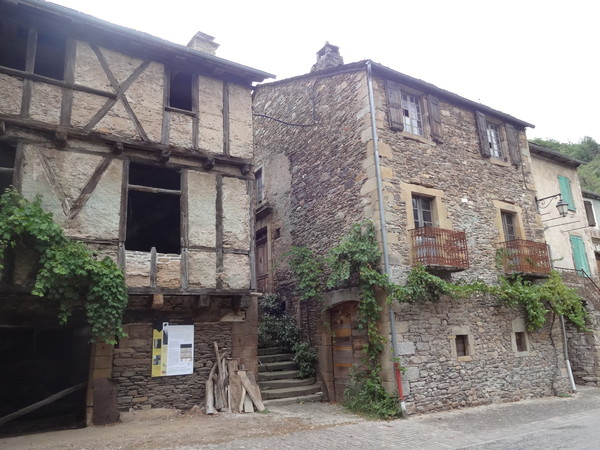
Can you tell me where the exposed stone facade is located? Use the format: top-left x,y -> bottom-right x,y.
253,54 -> 570,413
0,0 -> 270,427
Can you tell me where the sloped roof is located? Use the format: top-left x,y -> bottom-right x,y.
8,0 -> 274,83
528,142 -> 585,168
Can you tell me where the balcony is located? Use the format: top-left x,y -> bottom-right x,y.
498,239 -> 551,277
409,226 -> 469,272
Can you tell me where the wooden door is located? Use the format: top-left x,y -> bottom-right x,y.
330,302 -> 366,403
256,228 -> 268,292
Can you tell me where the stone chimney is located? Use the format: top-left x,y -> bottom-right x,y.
311,42 -> 343,73
187,31 -> 219,55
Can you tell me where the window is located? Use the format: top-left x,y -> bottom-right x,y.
412,195 -> 433,228
0,20 -> 65,80
401,93 -> 423,136
558,175 -> 576,211
486,122 -> 502,159
515,332 -> 527,352
501,211 -> 517,241
125,163 -> 181,254
584,201 -> 596,227
255,169 -> 264,204
455,335 -> 469,357
169,71 -> 193,111
385,81 -> 443,142
0,142 -> 16,193
475,111 -> 521,166
570,235 -> 591,276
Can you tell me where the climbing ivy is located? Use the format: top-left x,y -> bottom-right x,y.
0,189 -> 128,343
286,246 -> 324,302
493,271 -> 588,332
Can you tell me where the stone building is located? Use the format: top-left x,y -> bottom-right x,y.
0,0 -> 271,431
253,44 -> 572,413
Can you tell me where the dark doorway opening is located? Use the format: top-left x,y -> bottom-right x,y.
0,327 -> 90,437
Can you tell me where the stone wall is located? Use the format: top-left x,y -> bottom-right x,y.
113,321 -> 233,410
253,64 -> 568,412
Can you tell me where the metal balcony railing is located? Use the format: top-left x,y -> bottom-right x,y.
409,226 -> 469,271
498,239 -> 551,276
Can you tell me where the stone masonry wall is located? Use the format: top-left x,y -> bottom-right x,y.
113,321 -> 233,411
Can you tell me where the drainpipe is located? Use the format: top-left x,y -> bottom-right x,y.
366,60 -> 407,415
560,315 -> 577,392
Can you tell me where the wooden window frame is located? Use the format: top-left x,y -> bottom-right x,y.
475,111 -> 522,167
412,194 -> 434,228
493,200 -> 524,244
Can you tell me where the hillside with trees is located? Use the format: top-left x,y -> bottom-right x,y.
530,136 -> 600,193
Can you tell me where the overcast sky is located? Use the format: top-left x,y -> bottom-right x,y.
52,0 -> 598,143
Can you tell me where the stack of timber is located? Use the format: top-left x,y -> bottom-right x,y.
205,342 -> 264,414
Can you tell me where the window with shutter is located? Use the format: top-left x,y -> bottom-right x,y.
570,235 -> 591,276
558,175 -> 576,211
584,201 -> 596,227
475,111 -> 521,165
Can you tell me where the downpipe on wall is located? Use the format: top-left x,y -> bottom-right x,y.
560,315 -> 577,392
365,60 -> 407,416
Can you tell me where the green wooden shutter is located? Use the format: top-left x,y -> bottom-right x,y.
475,111 -> 491,158
570,235 -> 591,276
386,81 -> 404,131
558,175 -> 576,211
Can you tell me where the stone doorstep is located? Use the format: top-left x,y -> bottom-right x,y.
257,346 -> 283,356
261,383 -> 322,400
258,369 -> 301,381
258,352 -> 295,364
263,392 -> 323,406
259,377 -> 316,390
258,360 -> 296,372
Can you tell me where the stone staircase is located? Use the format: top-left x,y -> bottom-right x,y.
258,341 -> 322,406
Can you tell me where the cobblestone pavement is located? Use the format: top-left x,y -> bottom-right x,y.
200,386 -> 600,449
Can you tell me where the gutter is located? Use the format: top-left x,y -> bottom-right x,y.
365,60 -> 407,415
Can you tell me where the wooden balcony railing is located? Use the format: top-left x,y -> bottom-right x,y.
409,226 -> 469,271
498,239 -> 551,276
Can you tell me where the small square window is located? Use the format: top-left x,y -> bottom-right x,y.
515,331 -> 527,352
455,334 -> 469,357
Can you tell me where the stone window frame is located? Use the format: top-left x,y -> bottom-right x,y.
385,81 -> 443,144
493,200 -> 525,244
400,183 -> 452,232
449,325 -> 473,362
511,318 -> 531,357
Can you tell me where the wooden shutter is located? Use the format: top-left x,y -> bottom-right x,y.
475,111 -> 491,158
505,123 -> 521,166
570,235 -> 591,276
558,175 -> 576,211
428,95 -> 443,143
584,200 -> 596,226
386,81 -> 404,131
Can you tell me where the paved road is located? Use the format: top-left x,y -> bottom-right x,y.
202,386 -> 600,449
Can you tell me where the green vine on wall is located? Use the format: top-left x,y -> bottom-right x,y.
0,189 -> 128,344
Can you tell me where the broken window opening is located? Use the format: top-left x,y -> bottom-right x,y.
34,32 -> 66,80
0,142 -> 17,193
126,163 -> 181,254
401,93 -> 423,136
487,122 -> 502,159
0,21 -> 28,71
169,71 -> 193,111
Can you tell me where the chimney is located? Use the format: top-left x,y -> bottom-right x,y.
311,42 -> 343,73
187,31 -> 219,55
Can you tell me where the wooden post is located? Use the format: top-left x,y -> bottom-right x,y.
205,363 -> 217,415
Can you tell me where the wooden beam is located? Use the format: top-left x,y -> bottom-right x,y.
0,382 -> 86,426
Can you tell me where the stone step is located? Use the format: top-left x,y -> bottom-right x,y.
258,340 -> 279,348
261,384 -> 322,400
258,360 -> 296,372
258,353 -> 294,364
257,346 -> 283,356
258,369 -> 301,381
263,392 -> 323,407
259,377 -> 316,390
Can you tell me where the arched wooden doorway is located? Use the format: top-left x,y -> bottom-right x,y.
330,301 -> 366,403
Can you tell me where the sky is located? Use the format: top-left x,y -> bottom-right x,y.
50,0 -> 599,144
